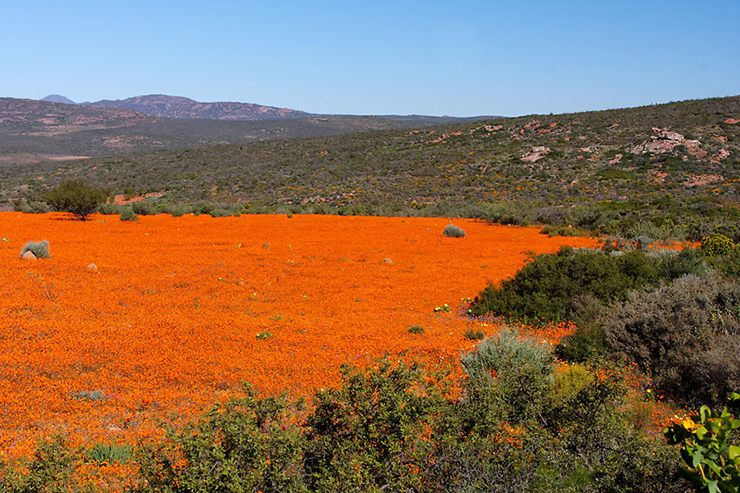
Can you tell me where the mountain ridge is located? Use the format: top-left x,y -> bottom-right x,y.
86,94 -> 312,121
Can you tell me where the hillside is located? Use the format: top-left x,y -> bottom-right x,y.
0,97 -> 146,134
5,95 -> 740,240
0,97 -> 469,162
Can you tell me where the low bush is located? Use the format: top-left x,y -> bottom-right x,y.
86,442 -> 133,465
97,203 -> 122,215
700,233 -> 736,257
13,200 -> 49,214
603,272 -> 740,408
131,201 -> 157,216
119,207 -> 138,221
463,328 -> 485,340
470,246 -> 707,325
443,224 -> 466,238
20,240 -> 51,259
136,384 -> 308,492
407,325 -> 424,334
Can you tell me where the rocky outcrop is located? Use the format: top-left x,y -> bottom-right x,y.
630,128 -> 686,154
521,146 -> 550,162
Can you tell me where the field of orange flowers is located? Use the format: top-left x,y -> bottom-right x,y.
0,212 -> 599,474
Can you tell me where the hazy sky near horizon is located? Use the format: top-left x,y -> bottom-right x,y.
2,0 -> 738,117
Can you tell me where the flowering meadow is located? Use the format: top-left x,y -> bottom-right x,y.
0,212 -> 601,485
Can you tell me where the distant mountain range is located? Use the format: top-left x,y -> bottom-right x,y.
38,94 -> 495,122
1,96 -> 488,163
41,93 -> 311,121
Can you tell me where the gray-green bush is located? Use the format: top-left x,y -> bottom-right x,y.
604,272 -> 740,407
20,240 -> 50,259
119,207 -> 138,221
443,224 -> 466,238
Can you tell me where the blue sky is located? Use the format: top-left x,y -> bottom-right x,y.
2,0 -> 738,116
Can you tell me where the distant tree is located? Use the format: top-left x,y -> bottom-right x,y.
45,179 -> 109,220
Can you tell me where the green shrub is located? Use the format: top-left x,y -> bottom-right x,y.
256,331 -> 273,340
463,328 -> 485,340
430,332 -> 683,491
16,436 -> 75,492
551,363 -> 594,406
97,203 -> 122,215
604,273 -> 740,407
443,224 -> 466,238
470,246 -> 706,325
131,201 -> 157,216
119,207 -> 138,221
540,225 -> 591,237
86,442 -> 133,465
14,200 -> 49,214
555,324 -> 608,362
44,179 -> 108,220
20,240 -> 51,259
408,325 -> 425,334
305,359 -> 445,492
136,384 -> 308,492
664,393 -> 740,492
461,328 -> 554,424
700,233 -> 736,257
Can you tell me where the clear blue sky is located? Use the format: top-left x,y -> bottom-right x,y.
2,0 -> 738,117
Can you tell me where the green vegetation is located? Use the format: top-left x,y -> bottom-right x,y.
44,179 -> 108,220
701,233 -> 736,257
20,239 -> 50,259
471,242 -> 740,411
407,325 -> 425,334
119,206 -> 138,221
1,353 -> 684,491
86,442 -> 133,465
443,224 -> 466,238
604,272 -> 740,408
664,393 -> 740,493
470,246 -> 706,325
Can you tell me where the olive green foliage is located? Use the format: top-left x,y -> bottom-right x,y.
470,246 -> 706,324
12,199 -> 49,214
86,442 -> 133,465
701,234 -> 736,257
604,273 -> 740,408
119,207 -> 138,221
304,360 -> 444,491
20,240 -> 50,259
44,179 -> 108,220
429,331 -> 683,491
135,384 -> 307,493
461,329 -> 555,423
463,328 -> 485,340
664,393 -> 740,492
443,224 -> 466,238
0,436 -> 75,492
0,354 -> 684,492
407,325 -> 424,334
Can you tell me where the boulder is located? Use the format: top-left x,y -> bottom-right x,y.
21,251 -> 37,260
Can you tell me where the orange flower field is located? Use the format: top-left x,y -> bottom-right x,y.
0,212 -> 599,472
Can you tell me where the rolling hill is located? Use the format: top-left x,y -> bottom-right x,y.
3,95 -> 739,241
0,96 -> 479,163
